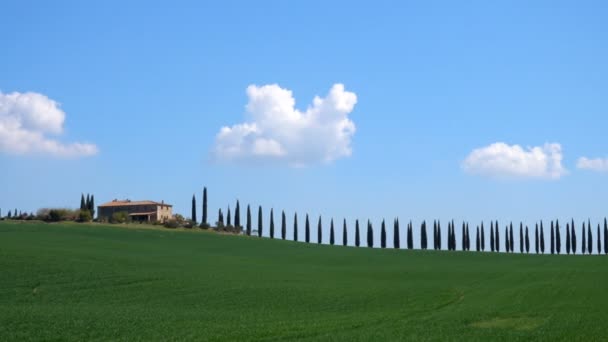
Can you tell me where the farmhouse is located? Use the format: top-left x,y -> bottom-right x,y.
97,199 -> 173,223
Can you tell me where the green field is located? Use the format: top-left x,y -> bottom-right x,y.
1,221 -> 606,341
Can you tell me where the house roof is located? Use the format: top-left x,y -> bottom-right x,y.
98,200 -> 173,208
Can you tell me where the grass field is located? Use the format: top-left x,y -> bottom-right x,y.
1,221 -> 607,341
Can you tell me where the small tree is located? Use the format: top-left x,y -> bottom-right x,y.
408,222 -> 413,249
495,222 -> 500,253
355,219 -> 360,247
604,218 -> 608,254
540,222 -> 545,254
234,200 -> 240,229
481,222 -> 485,251
343,219 -> 347,247
525,226 -> 530,253
218,208 -> 224,226
462,222 -> 466,251
317,216 -> 322,244
490,222 -> 495,252
550,221 -> 555,255
597,223 -> 601,256
420,221 -> 427,250
519,223 -> 524,253
191,194 -> 197,224
571,220 -> 577,254
227,206 -> 231,227
257,206 -> 263,237
330,219 -> 335,245
202,187 -> 208,225
555,220 -> 561,254
582,222 -> 587,255
269,209 -> 275,239
509,223 -> 514,253
293,213 -> 298,242
476,226 -> 480,252
566,223 -> 571,254
505,226 -> 509,253
588,220 -> 593,254
80,194 -> 86,211
281,210 -> 286,240
246,205 -> 252,236
305,214 -> 310,243
380,220 -> 386,248
367,220 -> 374,248
79,210 -> 92,222
394,218 -> 400,249
535,224 -> 539,254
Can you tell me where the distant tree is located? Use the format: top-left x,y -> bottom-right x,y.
80,194 -> 86,211
393,218 -> 400,249
293,213 -> 298,242
227,206 -> 231,226
305,214 -> 310,243
85,194 -> 90,214
597,223 -> 601,256
582,222 -> 587,255
269,209 -> 275,239
367,220 -> 374,248
535,224 -> 539,254
505,226 -> 509,253
550,221 -> 555,255
566,223 -> 571,254
495,221 -> 500,252
330,219 -> 335,245
318,216 -> 323,244
8,210 -> 11,219
588,220 -> 593,254
525,226 -> 530,253
343,219 -> 347,246
466,223 -> 471,251
246,205 -> 252,236
462,222 -> 466,251
257,206 -> 263,237
540,222 -> 545,254
509,223 -> 514,253
604,218 -> 608,254
433,221 -> 438,250
571,220 -> 577,254
481,222 -> 485,251
202,187 -> 208,225
421,221 -> 427,250
89,195 -> 95,218
408,222 -> 413,249
218,208 -> 224,226
380,220 -> 386,248
490,222 -> 495,252
234,200 -> 240,229
476,226 -> 480,252
519,223 -> 524,253
191,194 -> 197,223
281,210 -> 286,240
556,220 -> 561,254
355,219 -> 360,247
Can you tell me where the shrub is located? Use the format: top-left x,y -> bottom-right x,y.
78,210 -> 92,222
111,211 -> 130,224
163,219 -> 180,229
199,222 -> 211,230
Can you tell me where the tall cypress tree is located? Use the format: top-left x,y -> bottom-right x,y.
604,218 -> 607,254
481,222 -> 485,251
582,222 -> 587,255
305,214 -> 310,243
246,205 -> 252,236
269,209 -> 274,239
421,221 -> 427,250
80,194 -> 86,211
89,195 -> 95,218
525,226 -> 530,253
540,222 -> 545,254
343,219 -> 348,246
597,223 -> 601,255
293,213 -> 298,242
588,220 -> 593,254
234,200 -> 240,229
218,208 -> 224,226
550,221 -> 555,255
281,210 -> 286,240
408,222 -> 413,249
462,222 -> 466,251
566,223 -> 571,254
227,207 -> 231,226
466,223 -> 471,251
433,221 -> 438,250
380,220 -> 386,248
393,218 -> 400,249
437,221 -> 442,250
367,220 -> 374,248
556,220 -> 561,254
257,206 -> 263,237
509,223 -> 514,253
85,194 -> 90,214
191,195 -> 197,223
317,216 -> 322,244
505,226 -> 509,253
476,226 -> 480,252
519,223 -> 524,253
355,219 -> 360,247
330,219 -> 335,245
571,220 -> 577,254
535,224 -> 539,254
495,222 -> 500,252
490,221 -> 495,252
202,187 -> 208,225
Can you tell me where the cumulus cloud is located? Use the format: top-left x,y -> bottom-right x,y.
577,157 -> 608,172
0,91 -> 97,158
213,83 -> 357,166
462,142 -> 566,180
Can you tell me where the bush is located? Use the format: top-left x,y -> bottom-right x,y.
163,219 -> 180,229
111,211 -> 130,224
79,210 -> 92,222
199,222 -> 211,230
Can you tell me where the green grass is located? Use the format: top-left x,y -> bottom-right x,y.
0,221 -> 606,341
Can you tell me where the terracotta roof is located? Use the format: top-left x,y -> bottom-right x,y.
98,200 -> 173,208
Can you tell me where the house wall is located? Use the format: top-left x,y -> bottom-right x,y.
98,204 -> 172,223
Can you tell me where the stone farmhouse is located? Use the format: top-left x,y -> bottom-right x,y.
97,199 -> 173,223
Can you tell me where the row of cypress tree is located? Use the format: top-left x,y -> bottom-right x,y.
189,190 -> 608,254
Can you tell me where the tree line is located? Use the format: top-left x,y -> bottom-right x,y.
189,189 -> 608,255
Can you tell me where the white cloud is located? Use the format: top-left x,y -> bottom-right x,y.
0,91 -> 98,158
212,83 -> 357,166
577,157 -> 608,172
462,142 -> 566,180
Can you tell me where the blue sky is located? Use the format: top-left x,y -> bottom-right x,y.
1,0 -> 608,239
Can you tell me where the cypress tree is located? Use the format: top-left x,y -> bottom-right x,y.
490,221 -> 495,252
433,221 -> 438,250
540,222 -> 545,254
191,195 -> 197,223
437,221 -> 442,250
281,210 -> 286,240
597,223 -> 601,255
257,206 -> 263,237
421,221 -> 427,250
380,220 -> 386,248
7,210 -> 11,219
556,220 -> 561,254
588,220 -> 593,254
330,219 -> 335,245
525,226 -> 530,253
218,208 -> 224,226
566,223 -> 571,254
509,223 -> 514,253
293,213 -> 298,242
582,222 -> 587,255
85,194 -> 90,213
495,222 -> 500,252
535,224 -> 539,254
355,219 -> 360,247
89,195 -> 95,217
476,226 -> 480,252
202,187 -> 208,225
481,222 -> 485,251
227,207 -> 231,226
269,209 -> 274,239
519,223 -> 524,253
305,214 -> 310,243
246,205 -> 252,236
343,219 -> 348,246
234,200 -> 240,229
318,216 -> 322,244
393,218 -> 400,249
367,220 -> 374,248
505,226 -> 509,253
80,194 -> 86,211
604,218 -> 607,254
466,223 -> 470,251
408,222 -> 413,249
550,221 -> 555,255
571,220 -> 577,254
